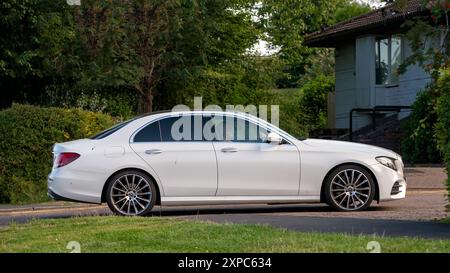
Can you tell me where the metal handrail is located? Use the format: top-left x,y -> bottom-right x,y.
349,105 -> 413,141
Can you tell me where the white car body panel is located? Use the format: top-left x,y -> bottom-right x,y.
130,141 -> 217,196
213,141 -> 300,196
48,110 -> 406,208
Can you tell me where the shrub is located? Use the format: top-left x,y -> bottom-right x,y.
401,87 -> 441,164
435,69 -> 450,205
0,104 -> 117,204
175,58 -> 280,108
277,91 -> 310,138
43,85 -> 137,119
298,74 -> 334,132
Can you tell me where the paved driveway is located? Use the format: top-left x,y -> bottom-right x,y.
0,167 -> 448,239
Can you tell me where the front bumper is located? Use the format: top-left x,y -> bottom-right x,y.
371,163 -> 407,201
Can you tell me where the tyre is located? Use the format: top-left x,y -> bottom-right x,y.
324,164 -> 375,211
106,170 -> 157,216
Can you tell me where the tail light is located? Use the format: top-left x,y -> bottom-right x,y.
55,152 -> 80,168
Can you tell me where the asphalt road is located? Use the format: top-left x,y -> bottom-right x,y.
183,213 -> 450,239
1,167 -> 448,239
1,193 -> 449,239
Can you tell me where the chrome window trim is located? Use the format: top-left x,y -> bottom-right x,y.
129,112 -> 295,145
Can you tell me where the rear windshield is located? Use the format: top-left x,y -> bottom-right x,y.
90,119 -> 133,140
89,111 -> 172,140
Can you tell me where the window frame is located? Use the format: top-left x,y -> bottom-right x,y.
375,35 -> 403,87
132,120 -> 162,143
130,114 -> 208,143
210,115 -> 283,144
90,119 -> 133,140
129,113 -> 295,145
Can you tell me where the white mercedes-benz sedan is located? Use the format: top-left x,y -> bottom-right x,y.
48,111 -> 406,216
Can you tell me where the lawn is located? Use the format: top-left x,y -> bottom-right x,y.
0,216 -> 449,253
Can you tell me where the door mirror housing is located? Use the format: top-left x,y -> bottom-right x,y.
266,132 -> 283,144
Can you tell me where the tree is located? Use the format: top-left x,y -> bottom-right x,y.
1,0 -> 260,113
334,0 -> 372,23
63,0 -> 178,113
382,0 -> 450,203
0,0 -> 72,108
155,0 -> 260,110
51,0 -> 259,113
257,0 -> 371,87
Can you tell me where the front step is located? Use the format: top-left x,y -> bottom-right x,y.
311,114 -> 408,153
309,128 -> 349,140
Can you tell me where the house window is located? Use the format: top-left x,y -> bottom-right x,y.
375,36 -> 402,85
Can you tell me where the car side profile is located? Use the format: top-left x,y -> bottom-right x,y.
48,111 -> 406,216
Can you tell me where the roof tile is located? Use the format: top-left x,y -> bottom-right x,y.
304,0 -> 428,47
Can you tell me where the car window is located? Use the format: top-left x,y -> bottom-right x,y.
205,115 -> 269,142
137,114 -> 272,142
160,116 -> 208,142
90,119 -> 133,140
133,121 -> 161,142
233,117 -> 269,142
159,117 -> 177,141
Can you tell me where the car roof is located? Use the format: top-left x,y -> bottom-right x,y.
135,110 -> 260,120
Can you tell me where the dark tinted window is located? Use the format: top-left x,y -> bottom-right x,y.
204,116 -> 268,142
229,117 -> 268,142
134,121 -> 161,142
159,115 -> 213,141
160,117 -> 182,141
152,115 -> 269,142
90,120 -> 133,140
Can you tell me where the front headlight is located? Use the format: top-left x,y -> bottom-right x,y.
376,156 -> 397,171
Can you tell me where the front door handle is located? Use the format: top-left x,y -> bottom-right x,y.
221,147 -> 238,153
145,149 -> 162,155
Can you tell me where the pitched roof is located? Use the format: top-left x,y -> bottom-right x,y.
304,0 -> 429,47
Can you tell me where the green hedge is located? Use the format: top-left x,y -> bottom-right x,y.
435,69 -> 450,206
0,104 -> 117,204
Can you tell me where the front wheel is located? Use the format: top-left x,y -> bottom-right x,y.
106,170 -> 157,216
324,165 -> 375,211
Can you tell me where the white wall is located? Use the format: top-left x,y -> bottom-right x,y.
334,35 -> 431,130
375,38 -> 431,118
335,40 -> 373,130
335,43 -> 356,129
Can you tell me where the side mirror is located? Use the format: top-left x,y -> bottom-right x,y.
266,132 -> 283,144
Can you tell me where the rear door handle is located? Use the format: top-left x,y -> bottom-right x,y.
145,149 -> 162,155
221,147 -> 238,153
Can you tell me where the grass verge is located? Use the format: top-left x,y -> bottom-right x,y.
0,216 -> 449,253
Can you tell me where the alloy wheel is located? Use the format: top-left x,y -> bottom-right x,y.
109,174 -> 153,216
329,169 -> 372,211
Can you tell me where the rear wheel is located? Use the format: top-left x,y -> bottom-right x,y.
106,170 -> 156,216
324,165 -> 375,211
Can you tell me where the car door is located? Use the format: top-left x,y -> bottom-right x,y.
211,115 -> 301,196
129,114 -> 217,196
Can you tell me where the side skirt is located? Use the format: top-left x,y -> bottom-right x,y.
160,196 -> 321,206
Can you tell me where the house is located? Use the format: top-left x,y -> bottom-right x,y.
304,0 -> 433,135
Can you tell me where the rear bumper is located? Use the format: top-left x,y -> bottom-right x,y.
48,170 -> 102,204
47,188 -> 94,204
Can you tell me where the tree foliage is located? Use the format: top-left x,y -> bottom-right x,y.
257,0 -> 370,87
1,0 -> 261,113
383,0 -> 450,202
0,0 -> 72,107
401,86 -> 441,164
